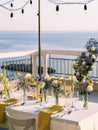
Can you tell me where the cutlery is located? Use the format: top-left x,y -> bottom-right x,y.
21,102 -> 25,105
57,110 -> 72,118
12,102 -> 25,107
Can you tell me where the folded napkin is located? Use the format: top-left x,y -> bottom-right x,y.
0,98 -> 19,124
38,105 -> 64,130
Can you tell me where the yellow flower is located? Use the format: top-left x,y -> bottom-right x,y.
0,73 -> 3,79
16,72 -> 21,76
29,78 -> 34,84
88,80 -> 94,86
3,77 -> 9,83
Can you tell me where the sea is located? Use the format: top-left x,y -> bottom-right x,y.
0,31 -> 98,78
0,31 -> 98,52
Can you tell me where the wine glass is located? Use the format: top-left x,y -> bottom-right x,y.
74,91 -> 79,110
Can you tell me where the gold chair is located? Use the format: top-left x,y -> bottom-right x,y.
65,79 -> 75,97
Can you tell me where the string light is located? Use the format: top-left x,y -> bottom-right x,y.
0,0 -> 94,18
0,0 -> 31,14
10,12 -> 13,18
84,4 -> 87,10
48,0 -> 94,12
30,0 -> 32,4
10,3 -> 13,7
56,5 -> 59,11
48,0 -> 94,5
21,9 -> 24,14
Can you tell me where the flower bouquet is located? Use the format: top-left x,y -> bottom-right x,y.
52,78 -> 63,105
0,73 -> 10,98
16,72 -> 34,100
73,38 -> 98,108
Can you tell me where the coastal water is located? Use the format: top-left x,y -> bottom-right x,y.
0,31 -> 98,52
0,31 -> 98,78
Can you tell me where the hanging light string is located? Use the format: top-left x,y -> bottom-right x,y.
47,0 -> 94,5
47,0 -> 94,12
0,0 -> 32,12
0,0 -> 15,6
0,0 -> 94,17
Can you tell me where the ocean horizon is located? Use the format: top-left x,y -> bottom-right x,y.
0,31 -> 98,53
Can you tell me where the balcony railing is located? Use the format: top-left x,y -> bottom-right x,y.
49,57 -> 98,80
0,49 -> 98,80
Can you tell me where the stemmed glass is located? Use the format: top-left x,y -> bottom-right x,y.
74,91 -> 79,110
65,97 -> 71,112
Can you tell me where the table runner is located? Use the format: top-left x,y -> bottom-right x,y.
0,98 -> 19,124
38,105 -> 64,130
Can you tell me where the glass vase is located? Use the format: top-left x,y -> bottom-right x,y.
23,88 -> 27,101
83,91 -> 88,109
4,85 -> 10,99
43,89 -> 48,102
55,92 -> 59,105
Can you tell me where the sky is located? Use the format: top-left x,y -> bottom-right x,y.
0,0 -> 98,31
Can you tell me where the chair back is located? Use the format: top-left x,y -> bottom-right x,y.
6,112 -> 35,130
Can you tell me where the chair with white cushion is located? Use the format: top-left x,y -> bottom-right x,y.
5,112 -> 36,130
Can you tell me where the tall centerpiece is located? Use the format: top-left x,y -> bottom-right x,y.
43,76 -> 52,101
16,72 -> 34,100
73,38 -> 98,108
52,78 -> 63,105
0,73 -> 10,98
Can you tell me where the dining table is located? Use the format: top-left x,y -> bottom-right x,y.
5,96 -> 98,130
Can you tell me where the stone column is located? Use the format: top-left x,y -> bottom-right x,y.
43,54 -> 49,77
31,54 -> 37,77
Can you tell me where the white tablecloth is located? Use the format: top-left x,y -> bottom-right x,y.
51,101 -> 98,130
6,99 -> 98,130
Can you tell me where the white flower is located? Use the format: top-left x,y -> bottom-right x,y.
24,73 -> 32,79
91,54 -> 96,59
86,52 -> 89,56
87,85 -> 93,92
38,81 -> 45,88
76,72 -> 80,75
45,76 -> 51,81
87,71 -> 92,76
91,47 -> 95,51
82,78 -> 86,83
52,80 -> 58,86
82,61 -> 86,65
